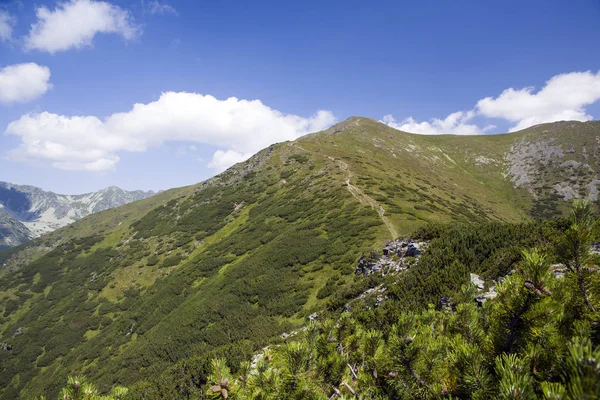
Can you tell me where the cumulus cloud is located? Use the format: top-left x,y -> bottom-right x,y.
381,111 -> 494,135
0,63 -> 52,104
383,70 -> 600,135
477,70 -> 600,132
24,0 -> 140,53
4,92 -> 336,171
208,150 -> 254,172
143,0 -> 177,15
0,11 -> 14,42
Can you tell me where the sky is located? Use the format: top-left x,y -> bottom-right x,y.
0,0 -> 599,194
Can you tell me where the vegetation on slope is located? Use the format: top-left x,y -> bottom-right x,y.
0,144 -> 385,399
51,201 -> 600,399
0,185 -> 195,278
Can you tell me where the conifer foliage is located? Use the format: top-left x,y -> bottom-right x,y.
41,375 -> 128,400
52,202 -> 600,398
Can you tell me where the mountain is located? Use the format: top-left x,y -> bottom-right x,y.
0,210 -> 29,248
0,118 -> 599,399
0,183 -> 157,248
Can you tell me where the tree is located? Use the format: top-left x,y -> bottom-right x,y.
492,248 -> 554,354
557,200 -> 598,315
495,354 -> 535,400
207,359 -> 235,399
51,376 -> 128,400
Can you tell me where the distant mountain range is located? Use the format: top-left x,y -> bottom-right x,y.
0,182 -> 156,248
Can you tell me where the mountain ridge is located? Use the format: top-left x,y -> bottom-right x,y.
0,182 -> 157,248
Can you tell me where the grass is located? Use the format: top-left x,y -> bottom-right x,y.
84,329 -> 100,340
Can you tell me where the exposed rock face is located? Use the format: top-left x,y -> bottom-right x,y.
553,182 -> 580,201
504,123 -> 600,207
585,179 -> 600,201
470,273 -> 485,291
350,239 -> 429,311
356,285 -> 387,307
356,239 -> 429,277
0,209 -> 30,249
0,182 -> 156,247
470,272 -> 498,305
474,287 -> 497,305
506,138 -> 565,192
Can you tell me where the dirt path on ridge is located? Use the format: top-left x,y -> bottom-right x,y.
289,142 -> 398,239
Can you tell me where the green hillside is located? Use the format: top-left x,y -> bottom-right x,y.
187,205 -> 600,400
1,118 -> 599,399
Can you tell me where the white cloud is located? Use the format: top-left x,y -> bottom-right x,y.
4,92 -> 336,171
0,63 -> 52,104
476,70 -> 600,132
0,11 -> 15,42
381,111 -> 494,135
208,150 -> 253,172
144,0 -> 177,15
383,70 -> 600,135
24,0 -> 141,53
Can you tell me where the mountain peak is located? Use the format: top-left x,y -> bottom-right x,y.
101,185 -> 125,193
324,116 -> 383,135
0,182 -> 156,247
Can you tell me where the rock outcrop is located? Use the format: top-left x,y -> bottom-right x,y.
470,272 -> 498,306
470,273 -> 485,291
356,239 -> 428,277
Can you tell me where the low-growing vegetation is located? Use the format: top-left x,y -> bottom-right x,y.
45,201 -> 600,399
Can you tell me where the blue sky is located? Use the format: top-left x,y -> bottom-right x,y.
0,0 -> 599,194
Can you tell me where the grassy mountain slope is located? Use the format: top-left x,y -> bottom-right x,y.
0,118 -> 599,398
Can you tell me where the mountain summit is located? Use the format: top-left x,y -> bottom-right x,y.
0,182 -> 156,248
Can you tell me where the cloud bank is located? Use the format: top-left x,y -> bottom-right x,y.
4,92 -> 336,171
5,70 -> 598,172
476,71 -> 600,132
383,70 -> 600,134
24,0 -> 140,53
0,63 -> 52,104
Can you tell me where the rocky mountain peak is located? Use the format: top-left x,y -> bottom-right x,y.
0,182 -> 155,248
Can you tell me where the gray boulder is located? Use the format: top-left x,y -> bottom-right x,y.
470,273 -> 485,291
